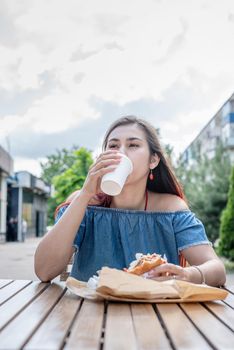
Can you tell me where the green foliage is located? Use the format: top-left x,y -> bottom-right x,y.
218,167 -> 234,261
40,145 -> 80,184
176,142 -> 232,244
164,144 -> 174,163
40,146 -> 93,225
53,147 -> 93,204
46,197 -> 58,227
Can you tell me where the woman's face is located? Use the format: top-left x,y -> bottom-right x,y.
105,123 -> 159,185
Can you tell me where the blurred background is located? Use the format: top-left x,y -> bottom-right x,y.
0,0 -> 233,282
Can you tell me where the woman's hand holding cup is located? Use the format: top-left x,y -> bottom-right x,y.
81,150 -> 122,199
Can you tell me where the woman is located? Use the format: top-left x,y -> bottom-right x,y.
34,116 -> 226,286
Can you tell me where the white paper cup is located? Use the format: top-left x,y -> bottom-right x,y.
100,154 -> 133,196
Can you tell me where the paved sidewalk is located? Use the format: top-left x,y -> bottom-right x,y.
0,237 -> 42,281
0,237 -> 234,285
0,237 -> 60,282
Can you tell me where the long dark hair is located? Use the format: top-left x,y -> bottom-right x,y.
55,115 -> 187,215
101,116 -> 186,201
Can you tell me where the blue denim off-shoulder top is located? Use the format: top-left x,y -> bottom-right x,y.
55,205 -> 212,281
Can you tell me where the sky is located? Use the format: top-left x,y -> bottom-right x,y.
0,0 -> 234,177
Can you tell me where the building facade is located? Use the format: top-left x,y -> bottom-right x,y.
0,146 -> 13,239
181,93 -> 234,166
7,171 -> 50,241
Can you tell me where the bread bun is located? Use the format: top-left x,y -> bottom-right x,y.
124,253 -> 166,275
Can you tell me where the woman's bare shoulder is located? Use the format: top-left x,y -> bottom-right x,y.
148,191 -> 189,212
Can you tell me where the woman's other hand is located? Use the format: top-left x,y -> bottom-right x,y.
81,150 -> 122,199
146,263 -> 191,282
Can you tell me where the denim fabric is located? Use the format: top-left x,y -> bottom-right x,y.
55,205 -> 212,281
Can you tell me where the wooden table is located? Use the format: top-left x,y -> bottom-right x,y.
0,279 -> 234,350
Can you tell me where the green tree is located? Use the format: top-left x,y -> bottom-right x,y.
40,145 -> 80,184
40,146 -> 93,225
218,166 -> 234,261
175,142 -> 231,243
53,147 -> 93,205
164,144 -> 174,165
156,127 -> 174,164
40,145 -> 79,226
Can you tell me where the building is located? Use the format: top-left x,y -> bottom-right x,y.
181,93 -> 234,166
0,146 -> 13,239
6,171 -> 51,241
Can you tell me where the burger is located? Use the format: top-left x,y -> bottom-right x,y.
124,253 -> 167,275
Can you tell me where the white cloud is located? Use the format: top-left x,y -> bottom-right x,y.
0,0 -> 234,175
22,92 -> 99,134
13,156 -> 45,177
161,109 -> 213,157
0,115 -> 24,137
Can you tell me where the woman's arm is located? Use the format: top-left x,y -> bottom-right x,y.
182,245 -> 226,286
147,245 -> 226,287
34,190 -> 91,282
34,150 -> 121,282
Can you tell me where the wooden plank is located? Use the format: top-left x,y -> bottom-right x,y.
203,301 -> 234,331
0,280 -> 32,305
104,303 -> 137,350
225,285 -> 234,294
157,303 -> 212,350
0,280 -> 13,289
0,282 -> 49,331
24,289 -> 81,350
65,299 -> 104,350
131,303 -> 172,350
222,292 -> 234,309
181,303 -> 234,349
0,283 -> 65,350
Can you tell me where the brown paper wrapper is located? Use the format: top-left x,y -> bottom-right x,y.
66,267 -> 228,303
